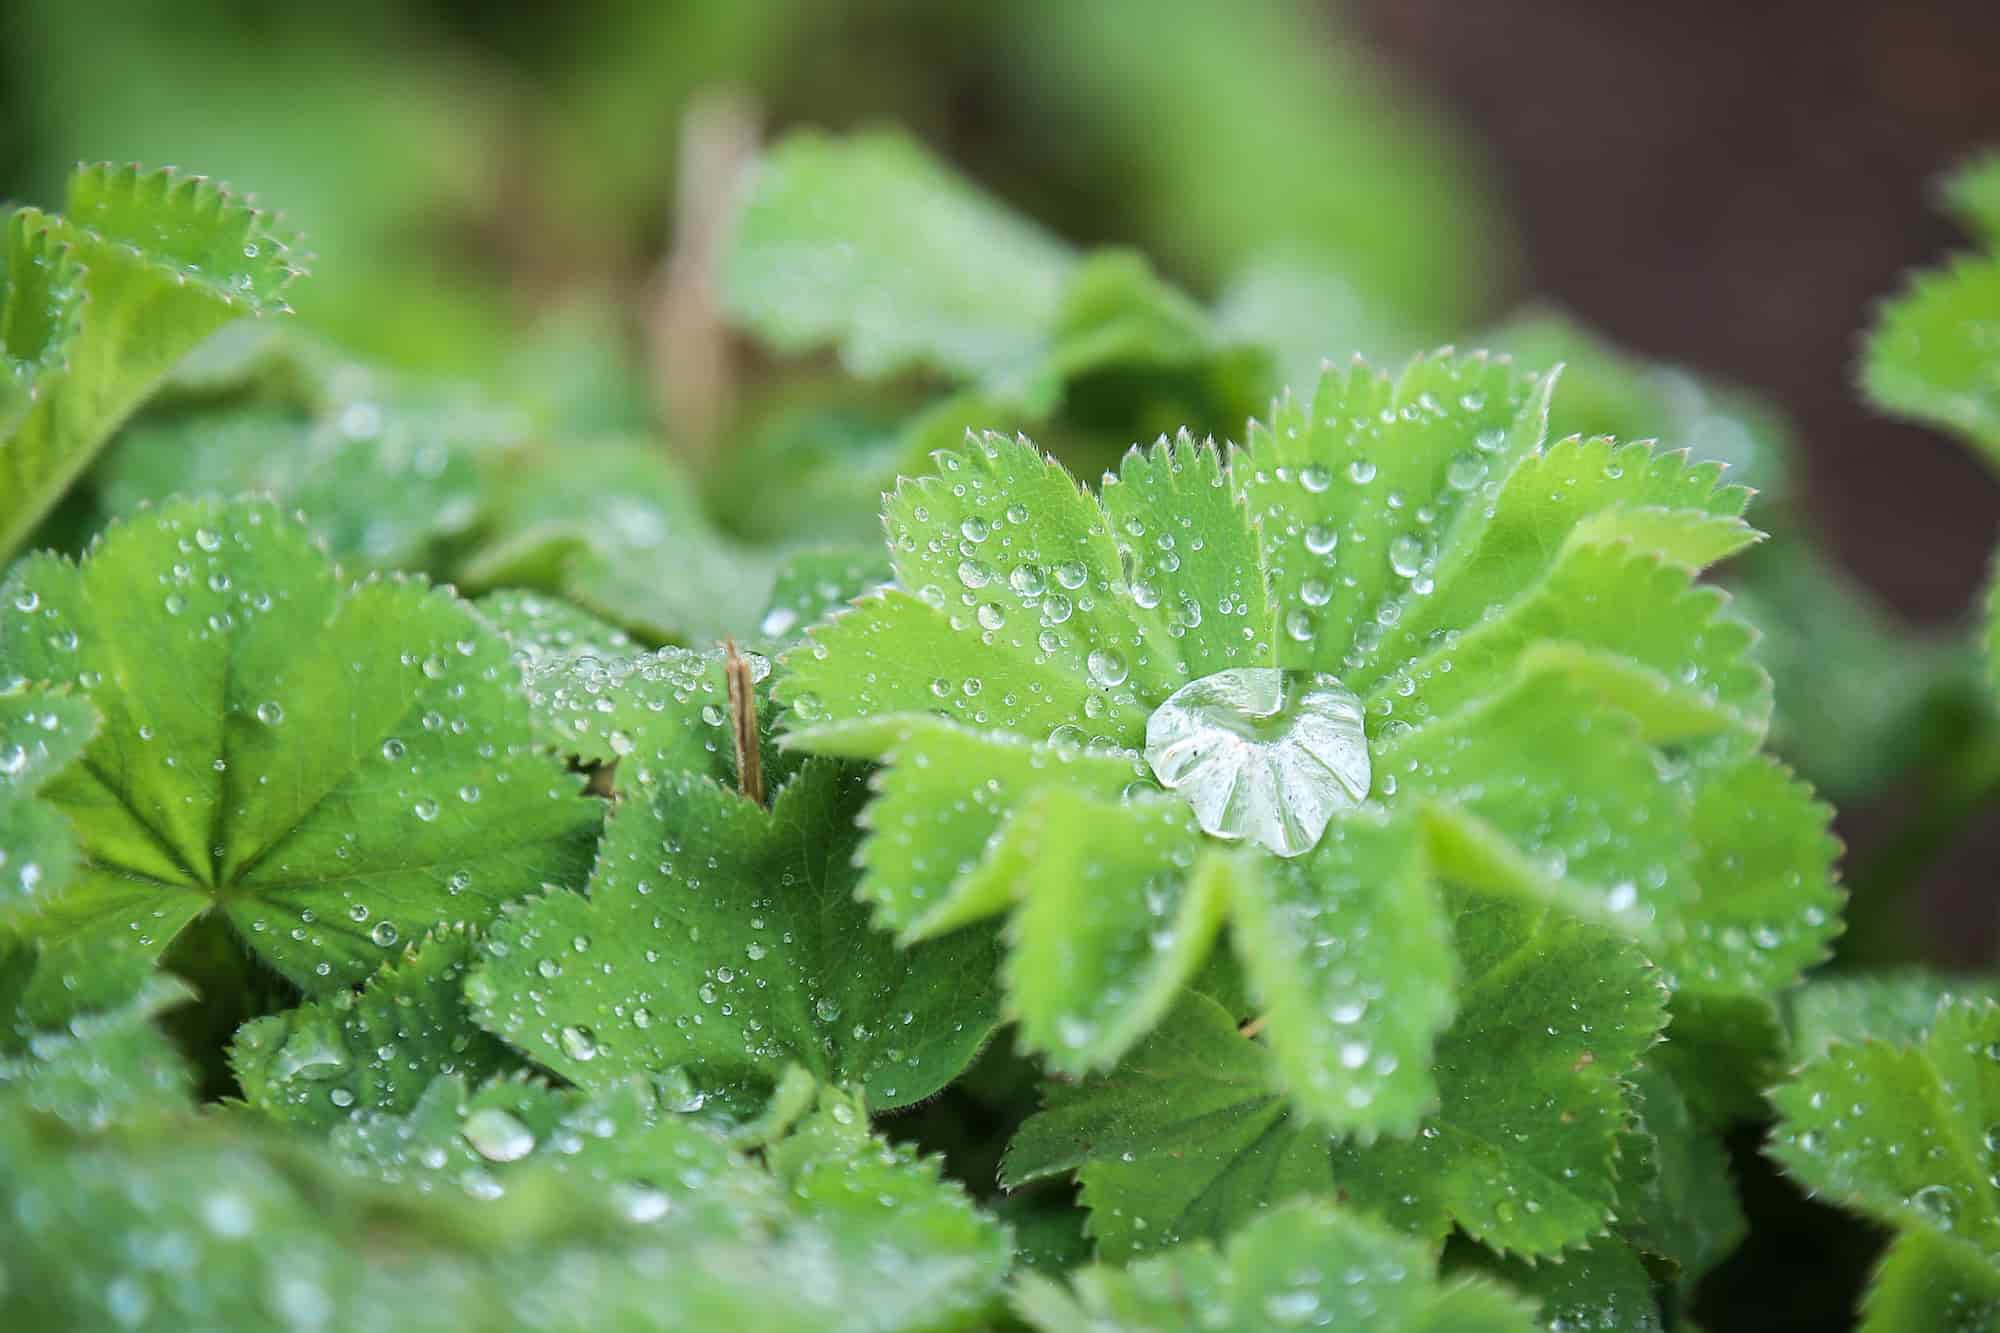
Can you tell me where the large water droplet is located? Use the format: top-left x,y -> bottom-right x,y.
1143,667 -> 1370,858
463,1107 -> 536,1162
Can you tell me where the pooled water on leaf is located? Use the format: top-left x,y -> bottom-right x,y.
1144,667 -> 1370,857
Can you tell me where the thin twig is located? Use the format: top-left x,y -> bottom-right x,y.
724,636 -> 764,806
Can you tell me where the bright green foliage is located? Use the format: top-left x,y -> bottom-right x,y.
0,1079 -> 1012,1333
727,132 -> 1073,399
1861,155 -> 2000,464
758,547 -> 894,647
0,165 -> 304,559
230,925 -> 516,1129
1485,308 -> 1798,500
478,590 -> 639,667
0,684 -> 95,912
1769,1000 -> 2000,1333
1787,972 -> 2000,1063
724,132 -> 1263,419
1946,152 -> 2000,243
0,964 -> 194,1130
1229,810 -> 1455,1136
461,437 -> 769,644
998,790 -> 1231,1075
782,352 -> 1836,1230
88,389 -> 503,574
469,761 -> 1000,1116
514,636 -> 753,781
1863,254 -> 2000,461
1475,1241 -> 1664,1333
0,110 -> 1957,1331
1013,1200 -> 1537,1332
1007,902 -> 1662,1262
0,497 -> 601,991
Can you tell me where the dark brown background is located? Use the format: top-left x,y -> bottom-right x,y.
1354,0 -> 2000,619
1352,0 -> 2000,983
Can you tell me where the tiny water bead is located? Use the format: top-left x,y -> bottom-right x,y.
1144,667 -> 1371,858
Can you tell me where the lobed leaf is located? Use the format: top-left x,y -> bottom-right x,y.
1014,1200 -> 1537,1332
725,131 -> 1075,406
723,131 -> 1260,421
1009,883 -> 1663,1263
1099,430 -> 1277,678
1,1077 -> 1011,1333
460,436 -> 770,645
0,684 -> 96,914
1230,809 -> 1456,1138
0,965 -> 194,1131
469,760 -> 1000,1115
1862,253 -> 2000,462
999,790 -> 1230,1075
0,166 -> 305,559
1769,1000 -> 2000,1327
231,924 -> 516,1129
0,497 -> 602,992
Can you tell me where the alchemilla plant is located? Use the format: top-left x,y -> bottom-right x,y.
0,126 -> 1995,1333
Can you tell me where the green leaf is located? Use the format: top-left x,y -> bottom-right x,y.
1100,431 -> 1276,677
89,389 -> 505,573
336,1078 -> 1015,1331
1,1078 -> 1011,1333
823,715 -> 1146,939
0,683 -> 96,913
230,924 -> 516,1129
516,639 -> 757,785
469,760 -> 1000,1115
726,131 -> 1264,428
999,791 -> 1229,1074
1239,352 -> 1552,679
1945,151 -> 2000,244
1009,887 -> 1663,1261
0,497 -> 601,991
726,131 -> 1076,408
476,589 -> 639,667
879,430 -> 1183,723
461,436 -> 770,644
783,351 -> 1824,1179
1470,1239 -> 1664,1333
756,546 -> 893,647
1230,809 -> 1456,1138
1787,974 -> 2000,1064
1862,253 -> 2000,461
0,969 -> 194,1130
1359,433 -> 1756,692
1386,672 -> 1839,1005
1373,540 -> 1770,743
0,166 -> 305,559
1860,1228 -> 2000,1333
1615,1065 -> 1747,1292
1769,999 -> 2000,1322
1014,1200 -> 1537,1333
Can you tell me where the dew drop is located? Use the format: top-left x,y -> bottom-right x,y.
1144,667 -> 1370,858
463,1107 -> 536,1162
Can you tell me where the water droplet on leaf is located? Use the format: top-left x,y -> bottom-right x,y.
1144,667 -> 1371,858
